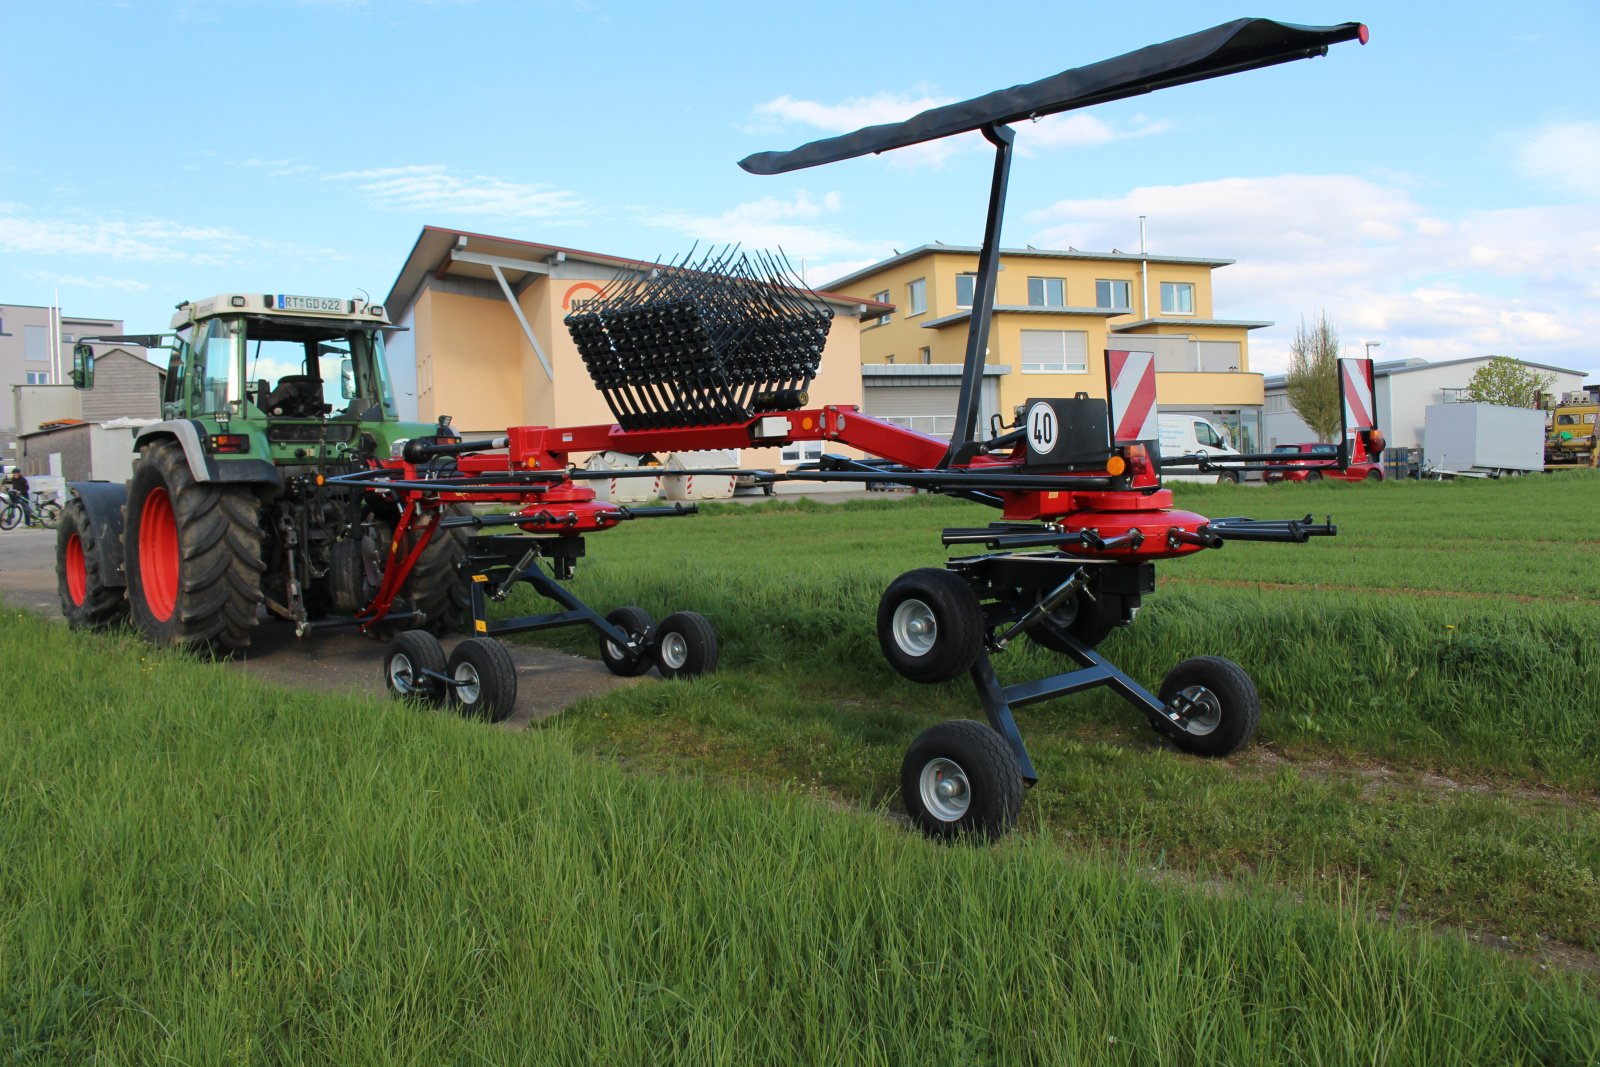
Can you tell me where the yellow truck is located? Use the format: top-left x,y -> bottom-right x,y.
1545,394 -> 1599,469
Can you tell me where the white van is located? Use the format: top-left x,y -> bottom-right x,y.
1156,413 -> 1244,484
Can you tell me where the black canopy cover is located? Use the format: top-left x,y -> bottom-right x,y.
739,18 -> 1365,176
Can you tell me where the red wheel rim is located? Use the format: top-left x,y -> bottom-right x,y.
65,532 -> 88,606
139,487 -> 179,621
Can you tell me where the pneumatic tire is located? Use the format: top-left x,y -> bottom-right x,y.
124,439 -> 264,653
599,606 -> 654,677
385,630 -> 447,706
56,497 -> 128,630
653,611 -> 718,680
1152,656 -> 1260,757
877,568 -> 984,684
901,719 -> 1024,841
447,637 -> 518,723
401,503 -> 473,635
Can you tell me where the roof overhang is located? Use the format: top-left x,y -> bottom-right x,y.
384,225 -> 891,323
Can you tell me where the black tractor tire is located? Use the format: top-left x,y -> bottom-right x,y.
399,503 -> 473,635
901,719 -> 1025,841
599,606 -> 655,677
1152,655 -> 1260,757
653,611 -> 719,680
124,439 -> 264,653
446,637 -> 518,723
384,630 -> 448,706
56,497 -> 128,630
877,568 -> 984,684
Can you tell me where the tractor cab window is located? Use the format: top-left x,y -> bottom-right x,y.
240,317 -> 396,420
193,318 -> 241,415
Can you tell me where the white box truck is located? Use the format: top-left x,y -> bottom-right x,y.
1422,403 -> 1545,478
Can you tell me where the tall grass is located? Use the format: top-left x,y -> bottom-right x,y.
514,481 -> 1600,786
2,612 -> 1596,1064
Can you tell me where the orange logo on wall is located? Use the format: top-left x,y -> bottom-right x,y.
562,282 -> 604,311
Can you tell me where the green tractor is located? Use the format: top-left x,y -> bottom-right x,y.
56,293 -> 470,652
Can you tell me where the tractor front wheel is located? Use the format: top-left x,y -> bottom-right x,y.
124,440 -> 263,653
56,497 -> 127,630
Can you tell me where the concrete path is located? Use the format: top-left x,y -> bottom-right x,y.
0,525 -> 641,729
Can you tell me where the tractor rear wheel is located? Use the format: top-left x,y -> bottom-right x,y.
365,502 -> 472,637
124,439 -> 264,653
56,497 -> 128,630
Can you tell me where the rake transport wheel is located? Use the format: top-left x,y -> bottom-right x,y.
1019,585 -> 1119,653
446,637 -> 518,723
901,719 -> 1025,841
599,606 -> 655,677
384,630 -> 447,706
878,568 -> 984,684
56,497 -> 128,630
125,439 -> 263,653
1152,656 -> 1260,757
653,611 -> 719,680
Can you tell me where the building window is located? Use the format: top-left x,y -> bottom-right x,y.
1160,282 -> 1195,315
919,346 -> 932,365
1265,394 -> 1289,414
1095,279 -> 1131,310
955,274 -> 975,308
872,290 -> 891,326
1020,329 -> 1088,374
780,440 -> 824,466
885,354 -> 895,365
907,278 -> 927,316
1027,277 -> 1066,307
24,325 -> 48,362
25,371 -> 49,385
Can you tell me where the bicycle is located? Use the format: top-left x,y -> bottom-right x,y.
0,492 -> 60,530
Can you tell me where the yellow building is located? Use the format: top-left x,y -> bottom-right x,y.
383,227 -> 884,467
825,244 -> 1269,451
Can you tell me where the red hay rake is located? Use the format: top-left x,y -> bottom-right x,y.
343,17 -> 1373,839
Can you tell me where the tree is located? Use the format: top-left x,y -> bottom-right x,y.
1460,355 -> 1554,408
1285,312 -> 1342,442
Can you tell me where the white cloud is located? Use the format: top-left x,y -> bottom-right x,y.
1026,173 -> 1600,376
640,190 -> 884,267
23,271 -> 151,294
0,210 -> 249,265
1515,119 -> 1600,199
326,164 -> 586,220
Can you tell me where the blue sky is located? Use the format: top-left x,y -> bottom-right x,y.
4,0 -> 1596,381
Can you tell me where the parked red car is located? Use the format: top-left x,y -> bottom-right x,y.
1264,442 -> 1384,483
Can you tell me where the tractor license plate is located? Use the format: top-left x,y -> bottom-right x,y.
276,294 -> 347,313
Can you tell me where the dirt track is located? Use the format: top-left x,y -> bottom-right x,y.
0,525 -> 642,728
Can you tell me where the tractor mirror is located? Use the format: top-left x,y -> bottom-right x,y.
71,343 -> 95,389
340,358 -> 356,400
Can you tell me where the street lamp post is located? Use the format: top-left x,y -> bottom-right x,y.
1364,340 -> 1381,360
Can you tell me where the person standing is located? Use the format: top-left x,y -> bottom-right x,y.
4,469 -> 34,526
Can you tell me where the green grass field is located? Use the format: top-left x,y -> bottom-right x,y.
3,472 -> 1599,1062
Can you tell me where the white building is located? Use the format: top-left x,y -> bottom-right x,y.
1262,357 -> 1588,451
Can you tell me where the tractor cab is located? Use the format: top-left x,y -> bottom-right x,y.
165,294 -> 400,427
